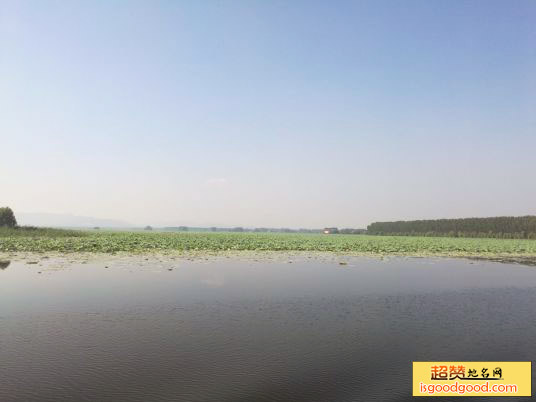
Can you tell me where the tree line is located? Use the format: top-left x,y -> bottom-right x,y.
367,216 -> 536,239
0,207 -> 17,228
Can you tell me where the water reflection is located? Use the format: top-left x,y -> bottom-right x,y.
0,259 -> 10,270
1,257 -> 535,402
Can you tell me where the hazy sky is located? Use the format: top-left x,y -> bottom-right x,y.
1,1 -> 535,228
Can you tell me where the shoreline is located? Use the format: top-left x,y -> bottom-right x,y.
2,250 -> 536,267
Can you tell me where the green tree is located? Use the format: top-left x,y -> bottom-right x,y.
367,215 -> 536,239
0,207 -> 17,228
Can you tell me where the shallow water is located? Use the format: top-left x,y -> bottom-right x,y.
1,256 -> 535,401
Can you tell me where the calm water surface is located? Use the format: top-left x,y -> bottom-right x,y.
1,256 -> 535,401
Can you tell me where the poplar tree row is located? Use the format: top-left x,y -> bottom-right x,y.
367,216 -> 536,239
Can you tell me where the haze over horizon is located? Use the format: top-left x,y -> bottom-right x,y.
2,1 -> 535,228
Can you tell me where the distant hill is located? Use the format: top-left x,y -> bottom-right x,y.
17,212 -> 133,228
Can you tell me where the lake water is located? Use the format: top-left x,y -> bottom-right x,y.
1,256 -> 535,401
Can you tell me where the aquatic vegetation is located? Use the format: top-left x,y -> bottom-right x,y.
0,226 -> 86,238
1,231 -> 536,260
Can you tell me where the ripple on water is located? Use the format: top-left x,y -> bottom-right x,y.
1,257 -> 536,401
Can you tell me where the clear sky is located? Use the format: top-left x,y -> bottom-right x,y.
1,1 -> 535,228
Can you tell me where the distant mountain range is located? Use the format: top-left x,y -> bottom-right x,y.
17,213 -> 133,228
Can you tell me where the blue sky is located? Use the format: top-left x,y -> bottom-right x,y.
1,1 -> 535,227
